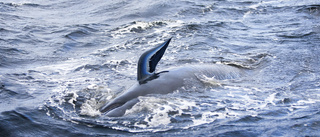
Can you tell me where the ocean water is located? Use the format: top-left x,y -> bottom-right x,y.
1,0 -> 320,136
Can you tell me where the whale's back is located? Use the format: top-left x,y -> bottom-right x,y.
189,64 -> 245,80
165,64 -> 245,81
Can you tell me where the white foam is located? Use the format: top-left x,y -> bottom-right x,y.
191,111 -> 218,127
145,105 -> 173,127
126,96 -> 198,129
79,85 -> 113,117
80,98 -> 101,117
264,93 -> 277,106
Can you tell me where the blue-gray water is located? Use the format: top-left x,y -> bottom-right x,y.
1,0 -> 320,136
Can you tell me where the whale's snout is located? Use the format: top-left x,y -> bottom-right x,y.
100,98 -> 139,117
100,102 -> 124,113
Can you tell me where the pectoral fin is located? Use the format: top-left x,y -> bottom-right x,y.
137,38 -> 171,83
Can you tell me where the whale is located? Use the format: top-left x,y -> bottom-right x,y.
100,38 -> 245,117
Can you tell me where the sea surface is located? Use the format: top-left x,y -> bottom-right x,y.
1,0 -> 320,136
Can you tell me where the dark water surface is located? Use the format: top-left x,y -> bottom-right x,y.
1,0 -> 320,136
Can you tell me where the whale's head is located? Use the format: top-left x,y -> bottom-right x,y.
100,97 -> 139,117
99,83 -> 145,117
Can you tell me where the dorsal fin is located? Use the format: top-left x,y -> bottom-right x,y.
137,38 -> 171,83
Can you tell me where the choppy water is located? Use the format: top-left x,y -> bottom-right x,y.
1,0 -> 320,136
